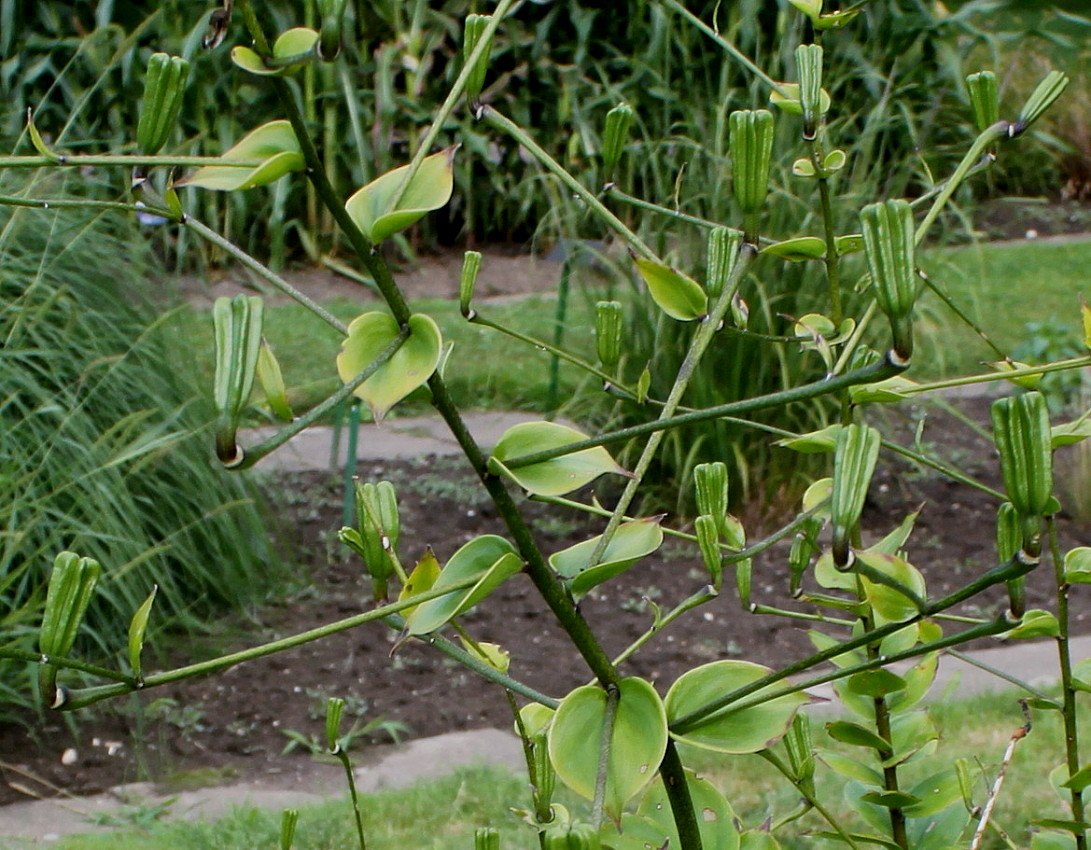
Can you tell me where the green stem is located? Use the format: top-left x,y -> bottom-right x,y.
0,195 -> 172,216
945,649 -> 1056,702
610,587 -> 718,669
591,684 -> 619,829
482,107 -> 657,260
918,270 -> 1007,360
0,649 -> 134,685
335,749 -> 369,850
660,739 -> 703,850
604,184 -> 742,235
0,154 -> 266,169
810,141 -> 844,325
760,749 -> 860,849
901,356 -> 1091,396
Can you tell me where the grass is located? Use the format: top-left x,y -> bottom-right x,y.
33,690 -> 1087,850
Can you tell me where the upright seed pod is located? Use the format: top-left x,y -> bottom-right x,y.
353,480 -> 400,600
325,697 -> 346,752
795,44 -> 824,141
830,424 -> 881,568
475,828 -> 501,850
706,226 -> 742,299
1013,70 -> 1070,136
966,71 -> 999,134
463,14 -> 493,102
694,461 -> 729,534
136,53 -> 190,155
212,295 -> 264,466
317,0 -> 347,60
279,810 -> 299,850
460,250 -> 482,317
695,515 -> 723,590
542,822 -> 601,850
997,502 -> 1027,617
991,392 -> 1053,520
860,199 -> 916,362
531,730 -> 556,819
38,552 -> 101,706
601,102 -> 633,180
729,109 -> 775,234
595,301 -> 623,373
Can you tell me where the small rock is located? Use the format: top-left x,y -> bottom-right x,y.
60,748 -> 78,766
1025,228 -> 1039,239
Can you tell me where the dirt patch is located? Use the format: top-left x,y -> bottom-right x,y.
2,394 -> 1089,807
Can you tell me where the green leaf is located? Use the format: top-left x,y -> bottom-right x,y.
802,477 -> 832,514
256,339 -> 292,422
819,751 -> 883,786
845,669 -> 907,699
548,678 -> 667,822
177,120 -> 304,191
826,721 -> 890,751
776,424 -> 842,453
867,511 -> 920,557
835,234 -> 865,255
860,790 -> 920,809
127,586 -> 158,680
886,653 -> 938,714
231,27 -> 318,76
345,147 -> 457,243
402,535 -> 522,635
336,312 -> 442,421
903,769 -> 963,817
459,638 -> 510,674
760,236 -> 827,262
792,157 -> 817,178
489,421 -> 628,497
1061,763 -> 1091,792
634,257 -> 708,321
397,548 -> 441,619
611,772 -> 740,850
824,149 -> 847,172
1052,418 -> 1091,448
1032,833 -> 1078,850
1001,609 -> 1060,640
857,550 -> 926,623
849,375 -> 919,404
550,519 -> 663,601
1072,657 -> 1091,692
665,661 -> 808,754
768,83 -> 832,115
1065,548 -> 1091,584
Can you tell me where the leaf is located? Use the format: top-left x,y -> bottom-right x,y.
824,149 -> 847,172
903,769 -> 963,817
845,669 -> 907,699
397,548 -> 441,618
402,535 -> 522,635
336,312 -> 442,421
860,790 -> 921,809
1062,763 -> 1091,792
835,234 -> 865,255
769,83 -> 832,115
802,477 -> 832,513
792,157 -> 816,178
665,660 -> 808,754
1073,657 -> 1091,692
1065,548 -> 1091,584
459,638 -> 510,674
820,752 -> 883,785
1032,833 -> 1078,850
867,511 -> 920,557
256,340 -> 292,421
857,550 -> 926,623
550,518 -> 663,601
345,147 -> 457,242
1052,418 -> 1091,448
231,27 -> 318,76
177,120 -> 304,191
128,586 -> 158,680
634,257 -> 708,321
826,721 -> 890,751
489,421 -> 628,497
611,772 -> 740,850
760,236 -> 827,262
849,376 -> 919,404
886,653 -> 938,714
547,678 -> 667,822
1001,609 -> 1060,640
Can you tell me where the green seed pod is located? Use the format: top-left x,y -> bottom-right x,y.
788,531 -> 812,597
694,461 -> 729,525
730,293 -> 749,329
595,300 -> 623,372
460,250 -> 482,317
1013,70 -> 1069,137
991,392 -> 1053,518
966,71 -> 999,134
137,53 -> 190,155
542,822 -> 600,850
860,199 -> 916,361
280,809 -> 299,850
531,730 -> 555,817
736,558 -> 753,610
795,44 -> 824,140
38,552 -> 101,705
317,0 -> 347,60
213,295 -> 264,466
996,502 -> 1022,563
784,713 -> 815,793
475,828 -> 500,850
729,109 -> 775,217
256,339 -> 293,422
830,424 -> 881,568
601,102 -> 633,179
463,14 -> 493,102
706,226 -> 742,299
695,515 -> 723,590
325,697 -> 346,752
354,480 -> 400,600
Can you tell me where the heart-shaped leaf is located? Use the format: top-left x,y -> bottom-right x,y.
550,518 -> 663,600
857,550 -> 926,623
1066,548 -> 1091,584
761,236 -> 827,261
769,82 -> 832,115
336,312 -> 442,421
176,120 -> 304,191
548,677 -> 667,822
792,157 -> 817,178
835,234 -> 865,255
489,421 -> 628,497
634,257 -> 708,321
231,27 -> 318,76
345,147 -> 457,243
402,535 -> 522,635
665,660 -> 808,754
1001,608 -> 1060,640
611,771 -> 740,850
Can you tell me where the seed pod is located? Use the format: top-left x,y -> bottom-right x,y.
212,295 -> 264,466
1013,70 -> 1069,137
531,730 -> 556,816
795,44 -> 824,140
595,301 -> 623,372
995,502 -> 1022,563
325,697 -> 346,752
354,480 -> 400,600
317,0 -> 347,60
784,714 -> 815,794
38,552 -> 101,704
256,339 -> 292,422
542,822 -> 601,850
137,53 -> 190,155
966,71 -> 999,134
860,199 -> 916,360
280,810 -> 299,850
694,462 -> 729,526
695,515 -> 723,590
991,392 -> 1053,519
460,250 -> 482,317
736,558 -> 753,610
706,226 -> 742,299
463,14 -> 493,102
601,102 -> 633,179
475,828 -> 500,850
729,109 -> 775,217
830,424 -> 881,568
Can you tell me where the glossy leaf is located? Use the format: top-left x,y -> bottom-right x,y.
857,550 -> 926,623
820,751 -> 883,785
860,790 -> 920,808
548,678 -> 667,821
845,669 -> 907,699
760,236 -> 826,262
634,257 -> 708,321
611,772 -> 739,850
336,312 -> 442,421
1052,417 -> 1091,448
665,661 -> 808,754
849,375 -> 919,404
489,421 -> 628,497
231,27 -> 318,76
397,548 -> 440,618
127,586 -> 158,680
1002,609 -> 1060,640
826,721 -> 889,751
345,147 -> 457,243
178,120 -> 304,191
402,535 -> 522,635
550,519 -> 663,599
1065,548 -> 1091,584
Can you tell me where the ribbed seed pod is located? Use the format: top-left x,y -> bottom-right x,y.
706,226 -> 742,299
460,250 -> 482,317
317,0 -> 348,60
795,44 -> 824,140
695,515 -> 723,589
729,109 -> 775,216
861,199 -> 916,360
325,697 -> 346,752
694,462 -> 729,528
38,552 -> 101,705
463,14 -> 493,102
595,300 -> 623,372
966,71 -> 999,134
601,103 -> 633,179
212,295 -> 264,466
991,392 -> 1053,518
1014,70 -> 1070,136
542,823 -> 601,850
475,828 -> 500,850
830,424 -> 881,567
137,53 -> 190,155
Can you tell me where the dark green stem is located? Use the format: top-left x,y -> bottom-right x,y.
334,748 -> 369,850
660,739 -> 703,850
591,685 -> 619,829
0,154 -> 266,169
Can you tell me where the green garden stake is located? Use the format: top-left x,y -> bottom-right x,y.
212,295 -> 264,466
38,552 -> 100,707
595,301 -> 623,375
706,226 -> 742,299
137,53 -> 190,155
860,199 -> 916,361
795,44 -> 824,141
460,250 -> 483,318
830,424 -> 881,568
463,14 -> 493,102
729,109 -> 775,241
546,255 -> 572,419
280,809 -> 299,850
317,0 -> 348,60
1013,70 -> 1070,137
475,828 -> 500,850
601,102 -> 633,181
966,71 -> 999,135
329,400 -> 345,471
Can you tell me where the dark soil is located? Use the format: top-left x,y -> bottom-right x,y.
2,394 -> 1089,808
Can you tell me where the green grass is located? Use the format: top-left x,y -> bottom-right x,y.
36,690 -> 1089,850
